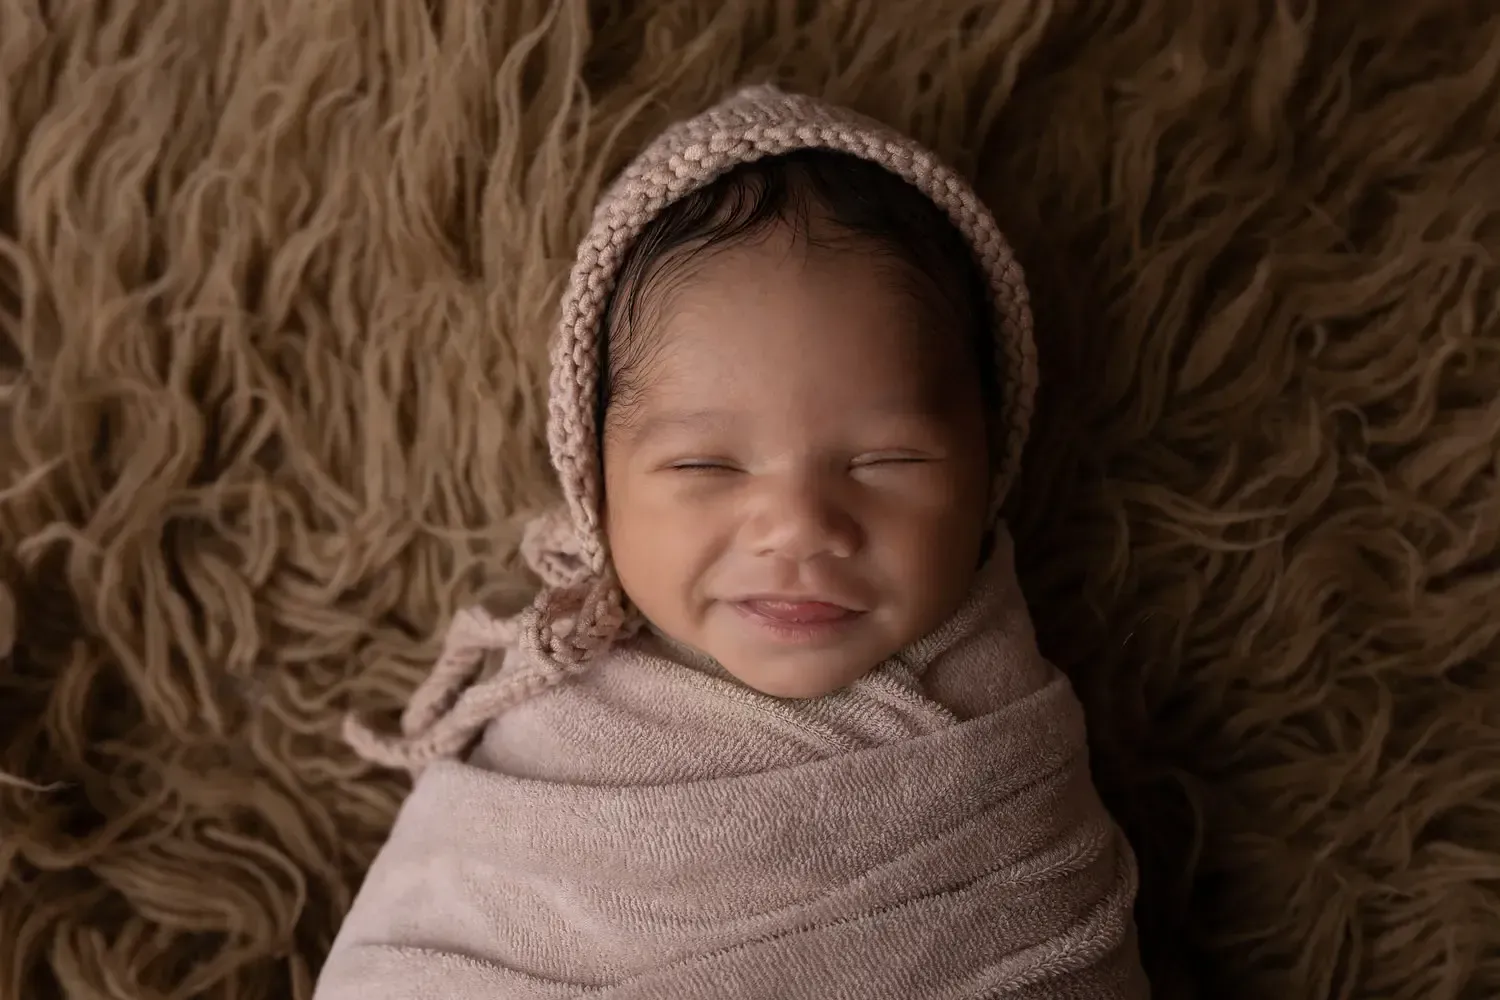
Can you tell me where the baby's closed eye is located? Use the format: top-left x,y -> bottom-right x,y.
664,459 -> 744,475
850,452 -> 941,467
656,452 -> 944,477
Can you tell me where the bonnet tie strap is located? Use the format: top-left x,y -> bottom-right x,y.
342,509 -> 633,775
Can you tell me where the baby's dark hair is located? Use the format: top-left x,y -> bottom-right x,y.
598,149 -> 997,437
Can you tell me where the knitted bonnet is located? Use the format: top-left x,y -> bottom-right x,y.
345,84 -> 1037,771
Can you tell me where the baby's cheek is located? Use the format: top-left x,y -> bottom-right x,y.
610,488 -> 715,593
877,497 -> 986,592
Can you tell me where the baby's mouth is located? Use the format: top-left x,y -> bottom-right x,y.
736,599 -> 858,625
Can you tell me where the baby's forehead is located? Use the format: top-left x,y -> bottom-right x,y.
632,310 -> 970,425
649,254 -> 969,369
600,212 -> 994,444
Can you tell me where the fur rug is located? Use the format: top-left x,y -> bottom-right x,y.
2,1 -> 1498,997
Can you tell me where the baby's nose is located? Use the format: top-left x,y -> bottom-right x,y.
747,477 -> 860,561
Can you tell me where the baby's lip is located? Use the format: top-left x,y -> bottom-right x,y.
729,594 -> 866,621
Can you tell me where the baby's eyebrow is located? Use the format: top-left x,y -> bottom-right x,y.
620,409 -> 738,443
621,401 -> 953,444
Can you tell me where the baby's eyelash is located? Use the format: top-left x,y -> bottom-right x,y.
667,460 -> 739,473
660,455 -> 936,474
852,454 -> 934,467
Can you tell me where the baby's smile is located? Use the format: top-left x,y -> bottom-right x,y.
729,595 -> 866,638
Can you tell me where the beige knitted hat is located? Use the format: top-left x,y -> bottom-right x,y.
345,84 -> 1037,770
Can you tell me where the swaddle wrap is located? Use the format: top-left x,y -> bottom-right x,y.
319,85 -> 1147,999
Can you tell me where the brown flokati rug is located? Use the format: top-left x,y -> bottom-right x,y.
2,1 -> 1498,998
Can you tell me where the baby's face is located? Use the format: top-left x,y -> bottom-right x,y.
602,225 -> 991,698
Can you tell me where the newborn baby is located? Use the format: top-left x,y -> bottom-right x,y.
320,86 -> 1146,1000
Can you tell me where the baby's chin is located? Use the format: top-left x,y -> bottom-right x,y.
710,644 -> 892,700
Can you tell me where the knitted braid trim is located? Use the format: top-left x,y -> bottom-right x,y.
343,514 -> 638,776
